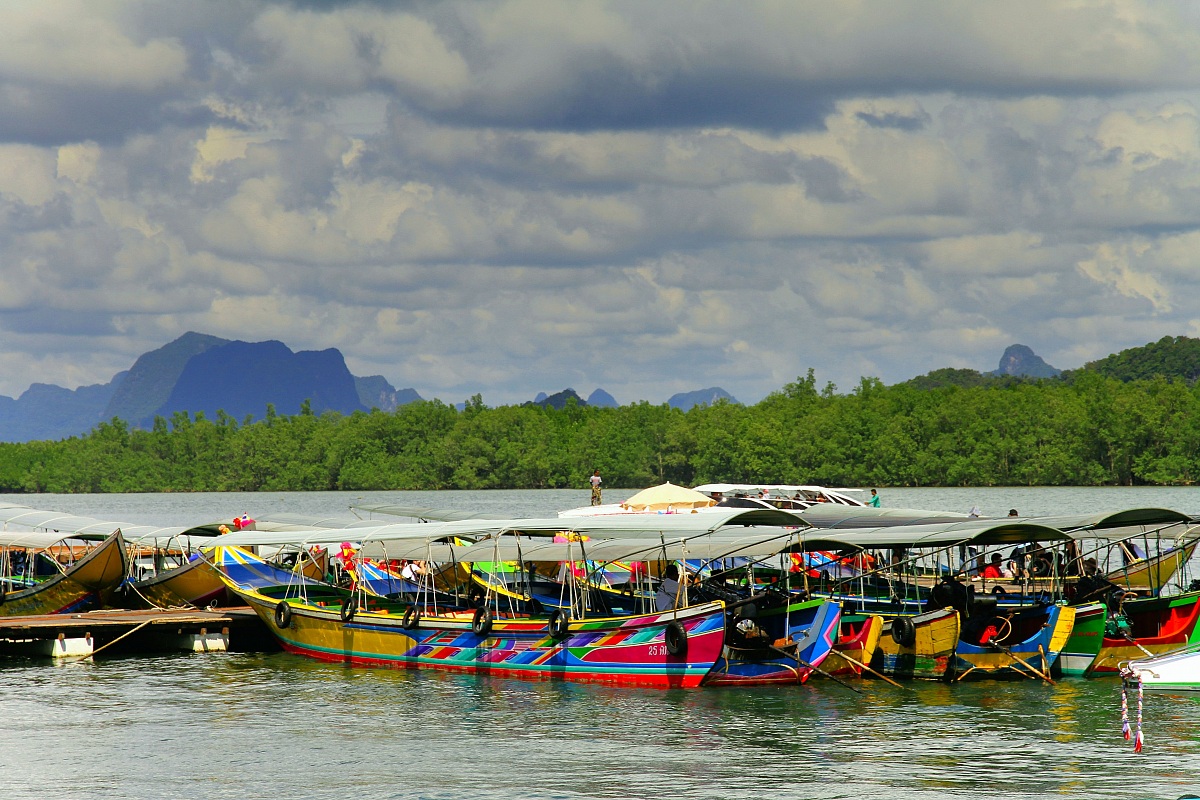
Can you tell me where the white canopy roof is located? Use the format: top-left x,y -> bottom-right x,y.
0,502 -> 207,549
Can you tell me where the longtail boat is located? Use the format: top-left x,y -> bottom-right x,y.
1085,590 -> 1200,675
702,595 -> 841,686
227,579 -> 727,688
824,613 -> 883,676
213,508 -> 827,687
1056,601 -> 1107,676
1120,641 -> 1200,692
952,602 -> 1075,682
872,607 -> 961,679
0,529 -> 128,616
1104,535 -> 1198,593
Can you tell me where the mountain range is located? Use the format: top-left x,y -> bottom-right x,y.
1,334 -> 1188,443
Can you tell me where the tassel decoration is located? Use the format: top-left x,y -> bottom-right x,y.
1134,678 -> 1144,753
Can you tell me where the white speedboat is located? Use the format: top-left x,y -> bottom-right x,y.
1121,641 -> 1200,691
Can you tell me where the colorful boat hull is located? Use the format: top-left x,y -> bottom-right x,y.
953,604 -> 1075,680
129,555 -> 230,609
1087,590 -> 1200,675
1056,602 -> 1107,676
824,613 -> 883,676
227,582 -> 727,688
1106,539 -> 1198,593
702,598 -> 841,686
872,608 -> 960,679
0,530 -> 128,616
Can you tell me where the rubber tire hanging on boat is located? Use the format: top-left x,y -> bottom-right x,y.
665,620 -> 688,656
274,601 -> 292,629
890,616 -> 917,647
340,597 -> 357,623
991,586 -> 1007,596
547,609 -> 570,639
402,604 -> 420,629
472,606 -> 493,637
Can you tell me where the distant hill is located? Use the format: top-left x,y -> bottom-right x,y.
104,331 -> 230,427
1076,336 -> 1200,384
0,378 -> 123,442
355,375 -> 422,411
158,340 -> 366,421
587,388 -> 618,408
991,344 -> 1060,378
668,387 -> 738,411
904,345 -> 1060,389
528,388 -> 586,409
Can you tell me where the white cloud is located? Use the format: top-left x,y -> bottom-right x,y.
6,2 -> 1200,406
0,1 -> 187,91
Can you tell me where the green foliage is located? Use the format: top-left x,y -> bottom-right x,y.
1075,335 -> 1200,384
4,372 -> 1200,492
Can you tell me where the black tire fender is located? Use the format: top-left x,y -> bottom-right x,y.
340,597 -> 357,623
274,600 -> 292,629
991,585 -> 1007,596
472,606 -> 493,637
891,616 -> 917,647
665,620 -> 688,656
402,604 -> 420,630
548,609 -> 570,639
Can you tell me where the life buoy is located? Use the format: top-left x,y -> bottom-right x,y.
274,600 -> 292,629
665,620 -> 688,656
1031,558 -> 1051,578
402,604 -> 419,629
340,598 -> 357,623
472,606 -> 493,637
891,616 -> 917,647
548,609 -> 570,639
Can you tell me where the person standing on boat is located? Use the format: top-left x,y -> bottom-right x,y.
868,489 -> 880,507
590,469 -> 603,506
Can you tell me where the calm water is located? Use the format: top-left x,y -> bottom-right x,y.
2,488 -> 1199,800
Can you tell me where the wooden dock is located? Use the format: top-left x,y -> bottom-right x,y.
0,607 -> 274,659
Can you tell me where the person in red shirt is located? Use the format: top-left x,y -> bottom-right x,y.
982,553 -> 1005,580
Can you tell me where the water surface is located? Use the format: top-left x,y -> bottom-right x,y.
2,488 -> 1199,799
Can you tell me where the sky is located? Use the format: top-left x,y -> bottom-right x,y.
3,1 -> 1200,407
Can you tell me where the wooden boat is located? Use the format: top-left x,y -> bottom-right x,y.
1105,538 -> 1198,593
209,545 -> 331,592
1120,641 -> 1200,692
871,607 -> 960,679
1085,590 -> 1200,675
952,603 -> 1075,681
702,596 -> 841,686
1055,601 -> 1107,676
130,554 -> 229,608
0,529 -> 128,616
824,613 -> 883,676
225,580 -> 727,688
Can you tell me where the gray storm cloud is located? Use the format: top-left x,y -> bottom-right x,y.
2,1 -> 1200,405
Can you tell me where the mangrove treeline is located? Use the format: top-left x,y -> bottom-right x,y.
1,368 -> 1200,493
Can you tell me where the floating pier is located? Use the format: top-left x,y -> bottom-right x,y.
0,607 -> 273,660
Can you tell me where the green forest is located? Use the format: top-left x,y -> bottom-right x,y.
3,364 -> 1200,493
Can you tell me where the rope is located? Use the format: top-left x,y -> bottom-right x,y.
63,618 -> 155,663
1121,679 -> 1131,741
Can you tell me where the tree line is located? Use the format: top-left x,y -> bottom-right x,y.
1,369 -> 1198,493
